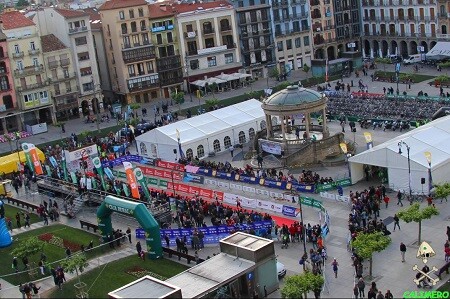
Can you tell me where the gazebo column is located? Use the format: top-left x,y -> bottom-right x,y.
322,108 -> 329,137
266,114 -> 272,139
281,116 -> 286,141
305,112 -> 310,138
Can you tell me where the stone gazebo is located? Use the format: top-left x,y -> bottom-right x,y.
258,85 -> 343,167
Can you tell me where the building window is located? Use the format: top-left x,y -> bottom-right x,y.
140,20 -> 146,31
77,52 -> 90,61
128,65 -> 135,77
80,67 -> 92,76
277,41 -> 283,52
75,36 -> 87,46
30,41 -> 35,50
224,136 -> 231,148
249,128 -> 255,140
249,0 -> 254,5
119,11 -> 125,20
295,37 -> 301,48
82,82 -> 94,92
225,53 -> 234,64
129,9 -> 134,19
142,33 -> 149,44
14,44 -> 20,53
186,148 -> 193,160
146,61 -> 154,73
167,32 -> 173,43
197,145 -> 205,158
213,139 -> 221,152
32,58 -> 39,67
207,56 -> 217,67
205,38 -> 215,48
157,34 -> 163,45
303,36 -> 310,46
16,61 -> 23,70
190,59 -> 199,70
286,39 -> 292,50
238,131 -> 246,144
138,8 -> 144,17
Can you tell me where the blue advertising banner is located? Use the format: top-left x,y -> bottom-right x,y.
182,173 -> 204,184
282,205 -> 300,217
135,221 -> 273,246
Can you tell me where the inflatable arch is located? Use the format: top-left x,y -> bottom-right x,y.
97,196 -> 162,259
0,199 -> 13,248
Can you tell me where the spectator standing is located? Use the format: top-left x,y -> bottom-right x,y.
400,242 -> 407,262
393,214 -> 401,231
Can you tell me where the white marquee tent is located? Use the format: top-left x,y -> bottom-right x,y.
136,99 -> 266,161
348,115 -> 450,193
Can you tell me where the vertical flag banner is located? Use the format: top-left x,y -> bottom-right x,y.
122,183 -> 130,197
23,143 -> 43,175
364,132 -> 373,149
133,167 -> 152,202
123,162 -> 140,199
45,165 -> 52,176
339,142 -> 348,154
70,172 -> 77,184
104,167 -> 115,180
325,59 -> 329,82
22,143 -> 35,174
92,157 -> 107,191
61,156 -> 68,181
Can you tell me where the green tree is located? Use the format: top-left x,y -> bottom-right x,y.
399,73 -> 413,83
59,253 -> 89,286
205,98 -> 219,111
78,131 -> 90,142
435,75 -> 450,84
15,0 -> 29,7
303,63 -> 310,74
281,271 -> 324,299
351,231 -> 391,277
129,103 -> 141,119
11,236 -> 45,259
374,57 -> 392,71
207,82 -> 218,98
171,92 -> 185,112
433,182 -> 450,203
397,203 -> 439,244
269,68 -> 280,79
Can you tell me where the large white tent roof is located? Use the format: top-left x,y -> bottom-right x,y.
136,99 -> 265,146
349,115 -> 450,170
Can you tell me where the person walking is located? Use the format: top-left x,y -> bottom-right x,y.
136,241 -> 142,258
357,277 -> 366,298
400,242 -> 407,262
385,290 -> 394,299
229,145 -> 234,158
126,227 -> 132,244
383,195 -> 390,209
397,190 -> 404,207
331,258 -> 339,278
353,284 -> 359,299
393,214 -> 401,231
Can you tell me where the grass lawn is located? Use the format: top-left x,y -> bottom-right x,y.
374,71 -> 435,83
4,204 -> 41,227
438,280 -> 450,292
0,224 -> 107,285
46,255 -> 188,298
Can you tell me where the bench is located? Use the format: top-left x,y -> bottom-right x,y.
6,197 -> 40,212
79,220 -> 98,233
162,247 -> 204,264
436,261 -> 450,279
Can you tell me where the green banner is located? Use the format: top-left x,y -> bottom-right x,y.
159,180 -> 168,188
300,196 -> 325,212
93,157 -> 107,191
21,143 -> 34,173
45,165 -> 52,176
123,183 -> 130,197
147,177 -> 158,186
61,158 -> 68,181
92,177 -> 97,189
134,167 -> 151,203
316,178 -> 352,192
112,170 -> 127,178
70,172 -> 77,184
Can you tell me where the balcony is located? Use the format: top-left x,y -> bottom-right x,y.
14,65 -> 44,78
156,55 -> 182,72
311,12 -> 322,19
141,26 -> 147,32
17,81 -> 49,92
50,72 -> 77,83
160,76 -> 184,87
69,26 -> 88,34
128,75 -> 160,92
203,28 -> 215,35
12,51 -> 24,59
28,49 -> 40,56
60,58 -> 70,67
122,45 -> 156,63
48,61 -> 58,69
221,25 -> 232,32
184,31 -> 197,39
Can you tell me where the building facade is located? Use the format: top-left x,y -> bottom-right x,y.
437,0 -> 450,40
361,0 -> 438,58
310,0 -> 338,60
0,29 -> 17,134
148,3 -> 183,99
34,8 -> 103,117
271,0 -> 313,73
175,0 -> 242,86
99,0 -> 159,104
333,0 -> 361,55
1,10 -> 54,128
233,0 -> 274,78
41,34 -> 79,122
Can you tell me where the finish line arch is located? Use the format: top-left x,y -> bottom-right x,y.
97,196 -> 162,259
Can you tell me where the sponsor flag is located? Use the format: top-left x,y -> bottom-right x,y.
70,171 -> 78,184
123,183 -> 130,197
123,162 -> 140,199
45,165 -> 52,176
133,167 -> 152,202
363,132 -> 373,149
104,167 -> 114,180
61,157 -> 68,181
92,157 -> 107,191
325,59 -> 329,82
22,143 -> 43,175
339,142 -> 348,154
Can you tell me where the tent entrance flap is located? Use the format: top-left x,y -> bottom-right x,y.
426,42 -> 450,60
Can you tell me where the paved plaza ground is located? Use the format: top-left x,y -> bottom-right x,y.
1,64 -> 449,298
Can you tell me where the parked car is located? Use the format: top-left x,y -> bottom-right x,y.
277,261 -> 287,278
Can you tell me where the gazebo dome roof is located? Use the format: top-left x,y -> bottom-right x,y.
263,85 -> 324,106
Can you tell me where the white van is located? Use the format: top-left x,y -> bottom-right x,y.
403,54 -> 422,65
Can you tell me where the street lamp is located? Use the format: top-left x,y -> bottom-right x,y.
424,151 -> 432,195
297,194 -> 307,270
184,55 -> 194,103
15,133 -> 21,166
398,141 -> 412,199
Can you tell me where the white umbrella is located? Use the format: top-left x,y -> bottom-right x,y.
205,77 -> 227,85
191,80 -> 206,87
215,74 -> 235,82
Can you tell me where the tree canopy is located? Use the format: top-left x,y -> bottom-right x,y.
397,203 -> 439,224
351,231 -> 391,260
11,236 -> 45,259
433,183 -> 450,201
281,271 -> 324,299
60,253 -> 89,275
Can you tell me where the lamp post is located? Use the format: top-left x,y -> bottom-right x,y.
398,141 -> 412,199
15,133 -> 21,166
424,151 -> 432,195
184,55 -> 194,103
297,194 -> 307,270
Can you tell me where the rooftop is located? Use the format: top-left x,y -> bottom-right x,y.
108,275 -> 180,298
0,11 -> 35,30
54,8 -> 89,19
84,8 -> 102,30
99,0 -> 147,11
220,232 -> 273,251
263,86 -> 325,107
148,2 -> 175,19
173,0 -> 233,14
41,34 -> 67,53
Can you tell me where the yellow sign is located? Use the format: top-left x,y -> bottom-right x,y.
364,132 -> 372,143
339,142 -> 348,154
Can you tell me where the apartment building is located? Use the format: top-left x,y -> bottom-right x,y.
148,2 -> 183,98
84,8 -> 113,106
0,10 -> 54,128
99,0 -> 159,104
436,0 -> 449,39
33,8 -> 102,117
310,0 -> 338,60
361,0 -> 438,58
333,0 -> 361,54
0,29 -> 17,134
271,0 -> 313,73
41,34 -> 79,122
175,0 -> 242,85
233,0 -> 274,78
